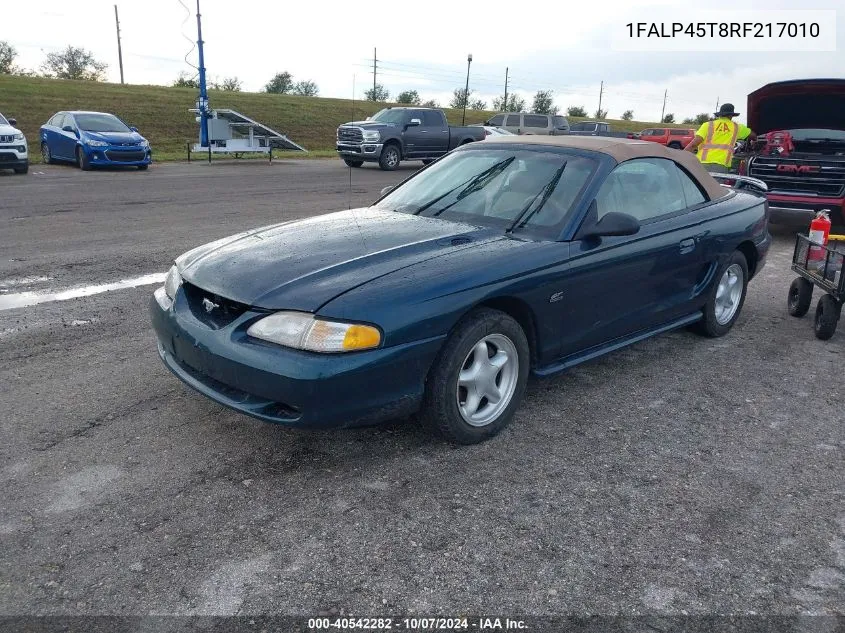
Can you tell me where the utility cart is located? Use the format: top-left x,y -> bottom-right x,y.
787,234 -> 845,340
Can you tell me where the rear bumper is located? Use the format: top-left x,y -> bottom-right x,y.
150,288 -> 444,429
337,142 -> 383,162
766,194 -> 845,227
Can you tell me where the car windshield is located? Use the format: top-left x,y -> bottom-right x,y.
374,147 -> 597,239
0,113 -> 8,126
368,109 -> 409,125
75,113 -> 131,133
785,128 -> 845,141
570,122 -> 597,132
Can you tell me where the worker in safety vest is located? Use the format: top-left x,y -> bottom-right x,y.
684,103 -> 756,174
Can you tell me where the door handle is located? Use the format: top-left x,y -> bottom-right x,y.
679,238 -> 696,254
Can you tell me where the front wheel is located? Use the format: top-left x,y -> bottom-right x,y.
420,308 -> 529,445
694,251 -> 749,337
814,294 -> 841,340
76,146 -> 91,171
343,158 -> 364,168
378,144 -> 400,171
668,142 -> 682,149
787,277 -> 813,317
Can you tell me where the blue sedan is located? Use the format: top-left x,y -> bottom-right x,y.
150,136 -> 771,444
39,110 -> 151,170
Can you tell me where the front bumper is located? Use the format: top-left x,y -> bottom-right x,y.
149,286 -> 444,429
0,143 -> 28,169
336,142 -> 383,162
764,194 -> 845,228
83,144 -> 152,166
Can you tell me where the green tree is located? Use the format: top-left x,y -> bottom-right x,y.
421,99 -> 440,108
265,71 -> 293,94
450,87 -> 472,109
468,98 -> 486,110
0,41 -> 17,74
172,72 -> 198,88
293,80 -> 319,96
396,90 -> 421,105
594,108 -> 607,119
682,117 -> 695,124
621,110 -> 634,121
662,113 -> 675,123
532,90 -> 558,115
40,46 -> 107,81
221,76 -> 242,92
566,105 -> 587,117
492,94 -> 525,112
693,112 -> 711,125
365,83 -> 389,101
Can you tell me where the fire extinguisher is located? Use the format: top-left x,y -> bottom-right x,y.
808,209 -> 832,267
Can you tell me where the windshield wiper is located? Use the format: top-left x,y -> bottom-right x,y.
505,162 -> 567,233
412,157 -> 515,217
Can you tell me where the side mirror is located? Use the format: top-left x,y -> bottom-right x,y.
577,202 -> 640,240
62,125 -> 77,136
380,185 -> 394,196
407,118 -> 421,127
129,126 -> 138,132
8,118 -> 16,126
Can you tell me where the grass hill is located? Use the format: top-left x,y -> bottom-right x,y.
1,75 -> 689,162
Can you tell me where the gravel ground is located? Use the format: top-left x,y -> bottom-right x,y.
0,161 -> 843,622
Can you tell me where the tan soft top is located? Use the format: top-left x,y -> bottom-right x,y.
483,135 -> 729,200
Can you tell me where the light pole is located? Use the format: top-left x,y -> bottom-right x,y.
462,53 -> 473,125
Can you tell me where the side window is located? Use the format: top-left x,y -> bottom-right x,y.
505,114 -> 521,127
677,165 -> 707,206
488,114 -> 505,126
523,114 -> 549,128
598,123 -> 608,133
422,110 -> 442,126
594,158 -> 687,223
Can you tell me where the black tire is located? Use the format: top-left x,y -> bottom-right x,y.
420,308 -> 530,445
668,142 -> 682,149
137,164 -> 149,171
694,250 -> 749,337
422,159 -> 434,165
814,294 -> 840,340
378,144 -> 401,171
14,164 -> 28,174
787,277 -> 813,317
343,158 -> 364,168
41,142 -> 55,165
76,147 -> 91,171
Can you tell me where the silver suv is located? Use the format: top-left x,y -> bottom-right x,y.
484,112 -> 570,135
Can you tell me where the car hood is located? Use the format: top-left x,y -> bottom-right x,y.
83,130 -> 145,144
340,121 -> 394,130
748,79 -> 845,134
0,124 -> 22,136
176,208 -> 505,311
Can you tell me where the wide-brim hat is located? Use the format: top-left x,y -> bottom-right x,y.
715,103 -> 740,117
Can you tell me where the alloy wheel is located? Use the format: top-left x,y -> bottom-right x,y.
456,334 -> 519,427
715,263 -> 744,325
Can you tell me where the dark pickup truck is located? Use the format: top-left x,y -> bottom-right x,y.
336,107 -> 485,171
568,121 -> 632,138
745,79 -> 845,228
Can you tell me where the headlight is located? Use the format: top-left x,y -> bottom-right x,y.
362,130 -> 380,142
13,133 -> 23,140
139,139 -> 150,148
86,140 -> 109,147
247,311 -> 381,353
164,265 -> 182,300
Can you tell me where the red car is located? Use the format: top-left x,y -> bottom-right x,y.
638,127 -> 695,150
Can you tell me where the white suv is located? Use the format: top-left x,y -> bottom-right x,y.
0,112 -> 28,174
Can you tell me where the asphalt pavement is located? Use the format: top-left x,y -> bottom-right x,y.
1,160 -> 843,621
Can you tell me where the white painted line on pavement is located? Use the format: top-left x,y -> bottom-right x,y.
0,273 -> 166,311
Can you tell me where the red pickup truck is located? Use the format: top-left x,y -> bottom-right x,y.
745,79 -> 845,228
638,127 -> 695,149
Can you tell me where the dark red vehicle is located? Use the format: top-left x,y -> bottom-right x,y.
638,127 -> 695,149
745,79 -> 845,227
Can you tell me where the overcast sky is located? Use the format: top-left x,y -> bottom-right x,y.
3,0 -> 842,123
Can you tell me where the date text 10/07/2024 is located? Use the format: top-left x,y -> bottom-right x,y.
626,22 -> 820,38
307,617 -> 527,630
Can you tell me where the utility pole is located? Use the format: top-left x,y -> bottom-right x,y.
597,80 -> 603,118
502,67 -> 508,111
373,48 -> 377,97
660,89 -> 667,123
196,0 -> 209,148
114,4 -> 124,84
462,53 -> 472,126
716,96 -> 720,110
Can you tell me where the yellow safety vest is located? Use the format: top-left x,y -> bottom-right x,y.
696,118 -> 743,168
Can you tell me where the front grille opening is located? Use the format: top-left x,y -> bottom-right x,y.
182,282 -> 249,329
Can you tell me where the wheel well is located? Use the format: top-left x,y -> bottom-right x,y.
736,240 -> 758,278
461,138 -> 475,145
382,139 -> 402,158
474,297 -> 538,367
